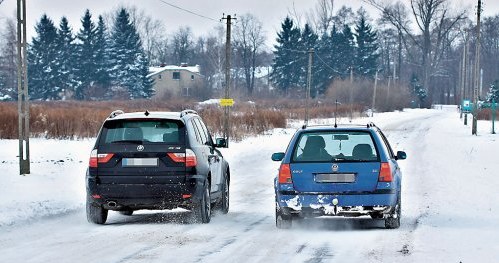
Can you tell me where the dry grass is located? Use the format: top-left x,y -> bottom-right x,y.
477,108 -> 499,121
0,96 -> 407,140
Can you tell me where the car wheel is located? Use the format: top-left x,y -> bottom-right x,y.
219,175 -> 230,214
275,204 -> 292,229
385,194 -> 401,229
192,180 -> 211,223
119,210 -> 133,216
86,196 -> 108,225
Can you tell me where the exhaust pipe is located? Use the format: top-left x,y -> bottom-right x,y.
107,201 -> 117,208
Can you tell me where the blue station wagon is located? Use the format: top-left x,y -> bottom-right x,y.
272,123 -> 406,229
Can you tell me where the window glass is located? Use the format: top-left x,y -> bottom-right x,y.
101,120 -> 184,144
378,130 -> 395,159
195,118 -> 212,145
173,72 -> 180,80
190,119 -> 202,144
192,118 -> 208,145
292,131 -> 379,162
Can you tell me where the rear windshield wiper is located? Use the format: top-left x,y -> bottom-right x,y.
110,140 -> 143,144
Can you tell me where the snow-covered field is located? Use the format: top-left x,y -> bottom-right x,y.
0,107 -> 498,262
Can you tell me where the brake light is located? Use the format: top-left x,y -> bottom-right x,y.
378,162 -> 393,182
89,149 -> 114,168
278,164 -> 292,184
168,149 -> 197,167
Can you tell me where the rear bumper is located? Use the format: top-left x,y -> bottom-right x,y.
86,175 -> 205,210
276,192 -> 397,217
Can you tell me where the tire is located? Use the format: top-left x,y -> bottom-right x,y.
218,175 -> 230,214
119,210 -> 133,216
275,204 -> 292,229
192,180 -> 211,223
385,194 -> 401,229
86,196 -> 108,225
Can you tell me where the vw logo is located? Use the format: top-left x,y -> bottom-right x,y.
137,145 -> 144,152
332,164 -> 339,172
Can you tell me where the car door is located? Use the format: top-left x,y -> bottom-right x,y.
193,118 -> 223,193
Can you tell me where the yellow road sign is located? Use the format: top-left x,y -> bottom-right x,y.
220,99 -> 234,107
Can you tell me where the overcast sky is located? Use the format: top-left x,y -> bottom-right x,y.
0,0 -> 497,47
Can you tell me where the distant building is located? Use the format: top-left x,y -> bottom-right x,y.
147,64 -> 204,99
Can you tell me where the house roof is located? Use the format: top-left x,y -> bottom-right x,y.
147,65 -> 201,78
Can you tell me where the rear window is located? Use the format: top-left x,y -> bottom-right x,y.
100,119 -> 185,144
292,131 -> 379,162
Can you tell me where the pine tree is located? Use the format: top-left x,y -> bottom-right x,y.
354,11 -> 379,78
0,72 -> 8,100
314,31 -> 336,93
297,24 -> 318,93
28,14 -> 60,100
94,15 -> 112,98
109,8 -> 153,99
411,74 -> 427,107
271,17 -> 302,95
336,25 -> 355,77
75,10 -> 97,100
487,80 -> 499,102
55,17 -> 77,99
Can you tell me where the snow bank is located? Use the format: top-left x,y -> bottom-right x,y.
0,139 -> 93,226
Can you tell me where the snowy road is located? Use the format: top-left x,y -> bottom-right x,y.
1,108 -> 498,262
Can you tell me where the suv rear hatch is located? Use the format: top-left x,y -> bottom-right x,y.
95,118 -> 189,187
289,130 -> 380,193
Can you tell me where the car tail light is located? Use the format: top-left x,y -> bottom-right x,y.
278,164 -> 292,184
168,149 -> 197,167
378,162 -> 393,182
89,149 -> 114,168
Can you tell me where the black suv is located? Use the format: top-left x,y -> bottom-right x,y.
86,109 -> 230,224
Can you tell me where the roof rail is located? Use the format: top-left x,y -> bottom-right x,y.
180,109 -> 198,117
109,110 -> 125,119
367,122 -> 376,128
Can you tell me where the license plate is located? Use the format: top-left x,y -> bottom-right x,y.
122,158 -> 158,167
315,173 -> 356,183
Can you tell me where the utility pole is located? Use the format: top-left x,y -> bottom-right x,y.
460,36 -> 467,119
387,76 -> 391,104
349,67 -> 353,122
472,0 -> 482,135
221,14 -> 235,146
17,0 -> 30,175
371,70 -> 378,117
305,48 -> 314,125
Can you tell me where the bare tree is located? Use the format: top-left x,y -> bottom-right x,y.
306,0 -> 335,35
203,25 -> 226,93
234,14 -> 266,96
171,26 -> 194,65
104,5 -> 167,64
378,1 -> 412,81
366,0 -> 467,106
333,6 -> 356,30
0,17 -> 17,100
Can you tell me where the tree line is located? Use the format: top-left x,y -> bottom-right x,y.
28,8 -> 153,100
271,9 -> 378,97
1,0 -> 499,106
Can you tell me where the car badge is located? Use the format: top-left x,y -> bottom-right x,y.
332,164 -> 339,172
137,145 -> 144,151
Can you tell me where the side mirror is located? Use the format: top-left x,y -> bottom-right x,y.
396,151 -> 407,160
271,152 -> 285,162
214,138 -> 227,148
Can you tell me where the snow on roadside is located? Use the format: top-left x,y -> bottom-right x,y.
0,139 -> 94,226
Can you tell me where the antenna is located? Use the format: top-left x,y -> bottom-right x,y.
334,99 -> 339,128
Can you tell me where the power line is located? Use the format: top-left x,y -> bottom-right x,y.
314,52 -> 343,74
156,0 -> 220,23
278,47 -> 308,54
